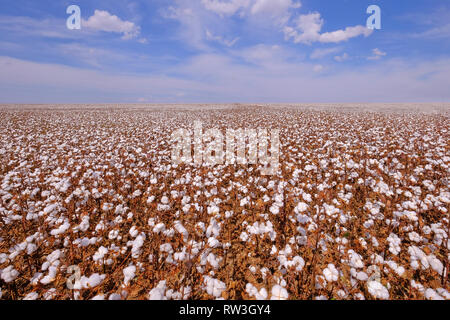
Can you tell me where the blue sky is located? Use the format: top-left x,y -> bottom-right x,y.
0,0 -> 449,103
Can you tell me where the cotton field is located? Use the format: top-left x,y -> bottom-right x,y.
0,104 -> 449,300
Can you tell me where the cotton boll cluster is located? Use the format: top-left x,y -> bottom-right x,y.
1,265 -> 19,283
73,273 -> 106,290
367,281 -> 390,300
203,276 -> 226,299
40,250 -> 62,285
323,264 -> 339,282
387,233 -> 402,256
148,281 -> 168,300
270,285 -> 289,300
246,283 -> 268,300
123,265 -> 136,286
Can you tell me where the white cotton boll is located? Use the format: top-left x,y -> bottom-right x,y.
1,265 -> 19,283
73,216 -> 90,233
43,204 -> 58,215
246,283 -> 268,300
132,190 -> 142,198
30,272 -> 43,285
95,221 -> 106,232
206,219 -> 220,238
161,196 -> 169,204
207,237 -> 220,248
337,290 -> 347,298
40,264 -> 59,285
294,202 -> 308,213
207,204 -> 220,215
27,243 -> 37,255
240,197 -> 249,206
270,285 -> 288,300
86,274 -> 106,288
355,293 -> 365,300
203,276 -> 226,298
296,213 -> 310,224
148,218 -> 156,227
23,292 -> 39,300
182,204 -> 191,213
323,264 -> 339,282
427,255 -> 444,275
93,246 -> 108,262
347,250 -> 364,269
108,293 -> 122,300
270,245 -> 277,255
302,193 -> 312,202
324,204 -> 339,217
160,243 -> 173,254
50,219 -> 70,236
174,250 -> 188,262
424,288 -> 444,300
435,288 -> 450,299
359,237 -> 367,249
153,223 -> 166,233
91,295 -> 105,300
356,272 -> 368,281
108,229 -> 119,240
102,203 -> 114,212
129,226 -> 139,238
269,204 -> 280,215
149,281 -> 167,300
240,232 -> 249,242
408,246 -> 429,270
123,265 -> 136,286
281,245 -> 292,256
291,256 -> 305,271
146,196 -> 155,205
131,233 -> 146,258
422,226 -> 431,235
206,253 -> 221,269
174,221 -> 189,241
385,261 -> 405,276
408,232 -> 422,243
367,281 -> 389,300
387,233 -> 402,256
411,280 -> 425,293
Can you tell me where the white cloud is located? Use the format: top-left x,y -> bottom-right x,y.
206,29 -> 239,46
334,52 -> 349,62
201,0 -> 251,16
250,0 -> 300,24
163,4 -> 211,50
310,47 -> 342,59
82,10 -> 140,40
368,48 -> 387,60
201,0 -> 300,24
284,12 -> 372,44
